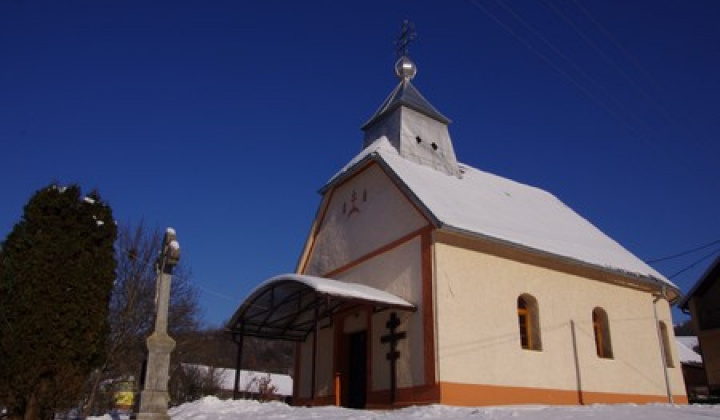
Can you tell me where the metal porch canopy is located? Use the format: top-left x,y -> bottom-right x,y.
226,273 -> 416,342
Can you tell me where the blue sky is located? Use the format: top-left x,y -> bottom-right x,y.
1,1 -> 718,327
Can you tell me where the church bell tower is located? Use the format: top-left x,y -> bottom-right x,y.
361,22 -> 461,178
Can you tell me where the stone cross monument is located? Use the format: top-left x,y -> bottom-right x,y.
137,228 -> 180,420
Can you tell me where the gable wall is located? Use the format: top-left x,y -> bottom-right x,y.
433,233 -> 687,404
302,162 -> 428,277
296,162 -> 435,405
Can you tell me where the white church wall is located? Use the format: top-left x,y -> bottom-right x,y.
298,337 -> 312,399
434,238 -> 685,400
297,326 -> 335,399
303,163 -> 428,277
335,238 -> 426,391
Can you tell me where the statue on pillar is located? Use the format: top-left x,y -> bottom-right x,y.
137,228 -> 180,420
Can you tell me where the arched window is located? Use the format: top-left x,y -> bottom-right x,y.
517,294 -> 542,351
592,307 -> 613,359
658,321 -> 675,368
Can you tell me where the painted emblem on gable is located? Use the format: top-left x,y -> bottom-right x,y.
342,189 -> 368,219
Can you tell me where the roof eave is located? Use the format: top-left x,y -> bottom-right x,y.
361,101 -> 451,131
319,152 -> 377,195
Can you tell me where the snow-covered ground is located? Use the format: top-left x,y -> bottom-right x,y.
92,396 -> 720,420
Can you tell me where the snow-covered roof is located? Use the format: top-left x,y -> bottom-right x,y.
327,137 -> 676,290
181,364 -> 293,396
676,336 -> 702,365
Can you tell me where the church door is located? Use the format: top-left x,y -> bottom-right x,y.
346,330 -> 367,408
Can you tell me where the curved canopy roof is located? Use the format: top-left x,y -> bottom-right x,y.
226,274 -> 415,342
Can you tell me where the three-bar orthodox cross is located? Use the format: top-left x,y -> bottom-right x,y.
380,312 -> 407,404
395,20 -> 417,58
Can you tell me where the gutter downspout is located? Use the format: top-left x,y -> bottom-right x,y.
653,286 -> 674,404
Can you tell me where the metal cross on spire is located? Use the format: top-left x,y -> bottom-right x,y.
394,21 -> 418,81
395,20 -> 417,58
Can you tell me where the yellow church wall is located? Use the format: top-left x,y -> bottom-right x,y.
302,162 -> 428,277
433,236 -> 686,403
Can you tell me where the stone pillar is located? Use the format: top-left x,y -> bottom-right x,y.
137,228 -> 180,420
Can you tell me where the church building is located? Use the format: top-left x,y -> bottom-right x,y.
228,48 -> 687,407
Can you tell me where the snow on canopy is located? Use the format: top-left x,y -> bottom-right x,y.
327,137 -> 676,290
227,274 -> 415,342
250,274 -> 415,310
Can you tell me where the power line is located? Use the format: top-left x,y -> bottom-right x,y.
116,244 -> 239,303
494,0 -> 659,139
645,239 -> 720,263
569,0 -> 712,170
465,0 -> 714,180
191,280 -> 239,303
668,248 -> 720,279
465,0 -> 655,145
542,0 -> 693,140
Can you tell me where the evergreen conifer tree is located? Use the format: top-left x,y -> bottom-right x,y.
0,184 -> 117,420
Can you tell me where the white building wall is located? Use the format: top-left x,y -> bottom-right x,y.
336,238 -> 425,390
304,163 -> 427,277
297,326 -> 334,399
299,164 -> 430,398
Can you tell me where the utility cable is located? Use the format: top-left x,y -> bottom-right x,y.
645,239 -> 720,263
668,248 -> 720,279
571,0 -> 713,150
542,0 -> 695,142
492,0 -> 659,141
466,0 -> 652,144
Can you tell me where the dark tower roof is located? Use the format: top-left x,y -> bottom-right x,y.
361,78 -> 451,130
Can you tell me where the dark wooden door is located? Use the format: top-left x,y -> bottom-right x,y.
346,330 -> 367,409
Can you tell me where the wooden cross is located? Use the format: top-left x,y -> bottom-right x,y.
380,312 -> 407,403
395,20 -> 417,58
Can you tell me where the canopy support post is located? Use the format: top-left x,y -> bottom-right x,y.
310,296 -> 319,405
233,329 -> 244,400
